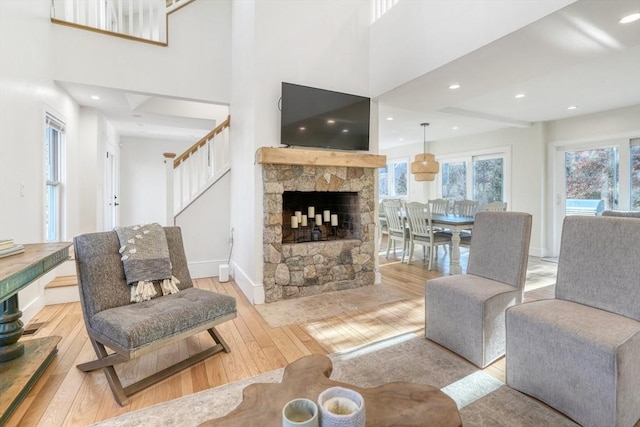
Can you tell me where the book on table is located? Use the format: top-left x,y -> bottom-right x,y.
0,244 -> 24,259
0,239 -> 15,250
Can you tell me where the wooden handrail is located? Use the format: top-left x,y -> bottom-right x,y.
173,115 -> 230,168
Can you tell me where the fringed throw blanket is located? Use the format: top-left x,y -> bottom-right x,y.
114,223 -> 180,303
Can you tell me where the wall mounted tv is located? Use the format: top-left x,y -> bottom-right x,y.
280,82 -> 370,151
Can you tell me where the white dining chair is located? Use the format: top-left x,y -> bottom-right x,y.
453,199 -> 479,216
428,198 -> 449,215
480,201 -> 507,211
405,202 -> 452,270
382,199 -> 408,261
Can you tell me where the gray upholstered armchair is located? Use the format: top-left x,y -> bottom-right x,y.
506,215 -> 640,427
425,211 -> 532,368
74,226 -> 237,406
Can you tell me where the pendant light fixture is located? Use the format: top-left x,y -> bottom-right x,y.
411,122 -> 439,181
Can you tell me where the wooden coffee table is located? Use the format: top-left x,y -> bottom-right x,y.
200,354 -> 461,426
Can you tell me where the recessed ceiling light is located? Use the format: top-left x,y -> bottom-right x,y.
399,137 -> 404,141
619,12 -> 640,24
568,105 -> 578,110
452,126 -> 459,130
327,119 -> 335,124
386,117 -> 394,121
90,95 -> 100,100
515,93 -> 526,99
342,129 -> 349,133
448,84 -> 461,90
299,126 -> 306,131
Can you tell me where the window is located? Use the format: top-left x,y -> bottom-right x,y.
440,150 -> 508,204
631,138 -> 640,211
564,147 -> 618,210
45,114 -> 65,242
379,159 -> 408,198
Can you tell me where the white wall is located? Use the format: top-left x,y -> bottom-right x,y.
52,0 -> 231,104
381,141 -> 433,203
119,136 -> 192,226
0,0 -> 82,323
369,0 -> 575,97
175,172 -> 231,279
230,0 -> 372,304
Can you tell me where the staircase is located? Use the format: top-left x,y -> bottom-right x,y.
166,116 -> 231,222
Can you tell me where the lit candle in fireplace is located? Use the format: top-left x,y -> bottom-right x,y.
295,211 -> 302,223
308,206 -> 315,218
301,215 -> 308,226
331,214 -> 338,226
291,216 -> 299,229
323,210 -> 330,222
315,214 -> 322,224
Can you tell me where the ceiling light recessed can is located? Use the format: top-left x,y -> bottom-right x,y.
452,126 -> 459,130
386,117 -> 394,121
90,95 -> 100,100
299,126 -> 306,131
515,93 -> 526,98
448,84 -> 461,90
342,129 -> 349,133
327,119 -> 335,124
619,12 -> 640,24
568,105 -> 578,110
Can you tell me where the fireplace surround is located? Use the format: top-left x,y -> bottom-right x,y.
258,148 -> 385,302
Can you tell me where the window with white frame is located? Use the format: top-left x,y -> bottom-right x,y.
45,114 -> 65,242
631,138 -> 640,211
379,159 -> 408,198
439,149 -> 509,206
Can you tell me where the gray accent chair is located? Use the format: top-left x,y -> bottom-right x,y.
425,211 -> 532,368
602,209 -> 640,218
74,226 -> 237,406
506,216 -> 640,427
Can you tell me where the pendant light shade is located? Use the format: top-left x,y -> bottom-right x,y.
411,123 -> 439,182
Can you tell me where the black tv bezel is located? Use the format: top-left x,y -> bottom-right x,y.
280,82 -> 371,151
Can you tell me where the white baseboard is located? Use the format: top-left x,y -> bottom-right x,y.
231,261 -> 264,305
187,259 -> 227,279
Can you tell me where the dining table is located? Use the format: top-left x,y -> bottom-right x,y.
431,214 -> 475,275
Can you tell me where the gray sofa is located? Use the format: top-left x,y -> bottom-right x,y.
506,216 -> 640,427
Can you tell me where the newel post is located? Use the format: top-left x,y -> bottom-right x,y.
164,153 -> 176,226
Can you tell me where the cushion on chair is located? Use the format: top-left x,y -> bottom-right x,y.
427,274 -> 518,368
89,287 -> 237,351
506,299 -> 640,427
556,216 -> 640,321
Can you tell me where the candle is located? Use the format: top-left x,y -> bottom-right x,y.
331,214 -> 338,226
308,206 -> 315,217
315,214 -> 322,224
291,216 -> 299,229
323,210 -> 330,222
301,215 -> 308,226
295,211 -> 302,223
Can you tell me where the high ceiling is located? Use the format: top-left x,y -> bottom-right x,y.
377,0 -> 640,149
57,1 -> 639,147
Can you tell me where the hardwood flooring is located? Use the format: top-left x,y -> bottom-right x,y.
6,248 -> 556,426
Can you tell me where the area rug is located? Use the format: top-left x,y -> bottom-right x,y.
92,333 -> 578,427
254,284 -> 411,328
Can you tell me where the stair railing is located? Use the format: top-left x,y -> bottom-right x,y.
165,116 -> 230,223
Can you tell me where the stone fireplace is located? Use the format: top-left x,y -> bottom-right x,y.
258,148 -> 385,302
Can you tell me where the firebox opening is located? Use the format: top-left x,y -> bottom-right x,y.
282,191 -> 360,243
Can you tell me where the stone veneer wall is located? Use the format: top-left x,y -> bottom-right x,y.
262,164 -> 376,302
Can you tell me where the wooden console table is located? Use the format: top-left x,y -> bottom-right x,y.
0,242 -> 72,425
200,354 -> 461,426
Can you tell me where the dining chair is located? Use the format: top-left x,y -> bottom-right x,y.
405,202 -> 452,270
382,199 -> 408,261
480,201 -> 507,211
428,198 -> 449,215
453,199 -> 479,216
378,200 -> 389,248
425,211 -> 532,368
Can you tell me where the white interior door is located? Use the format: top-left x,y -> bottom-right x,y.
105,151 -> 119,230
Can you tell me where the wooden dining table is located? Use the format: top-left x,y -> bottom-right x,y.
431,214 -> 475,275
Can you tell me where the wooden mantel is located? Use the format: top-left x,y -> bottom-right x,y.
256,147 -> 386,168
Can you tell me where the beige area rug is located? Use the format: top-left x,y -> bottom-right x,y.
93,334 -> 579,427
254,284 -> 411,328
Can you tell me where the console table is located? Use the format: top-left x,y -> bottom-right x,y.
0,242 -> 72,425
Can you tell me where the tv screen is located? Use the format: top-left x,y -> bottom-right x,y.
280,82 -> 370,151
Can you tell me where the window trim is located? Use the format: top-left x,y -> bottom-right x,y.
379,157 -> 410,199
44,112 -> 66,242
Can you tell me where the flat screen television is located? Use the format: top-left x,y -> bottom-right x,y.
280,82 -> 370,151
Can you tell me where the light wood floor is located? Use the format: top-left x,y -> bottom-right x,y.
7,248 -> 557,426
